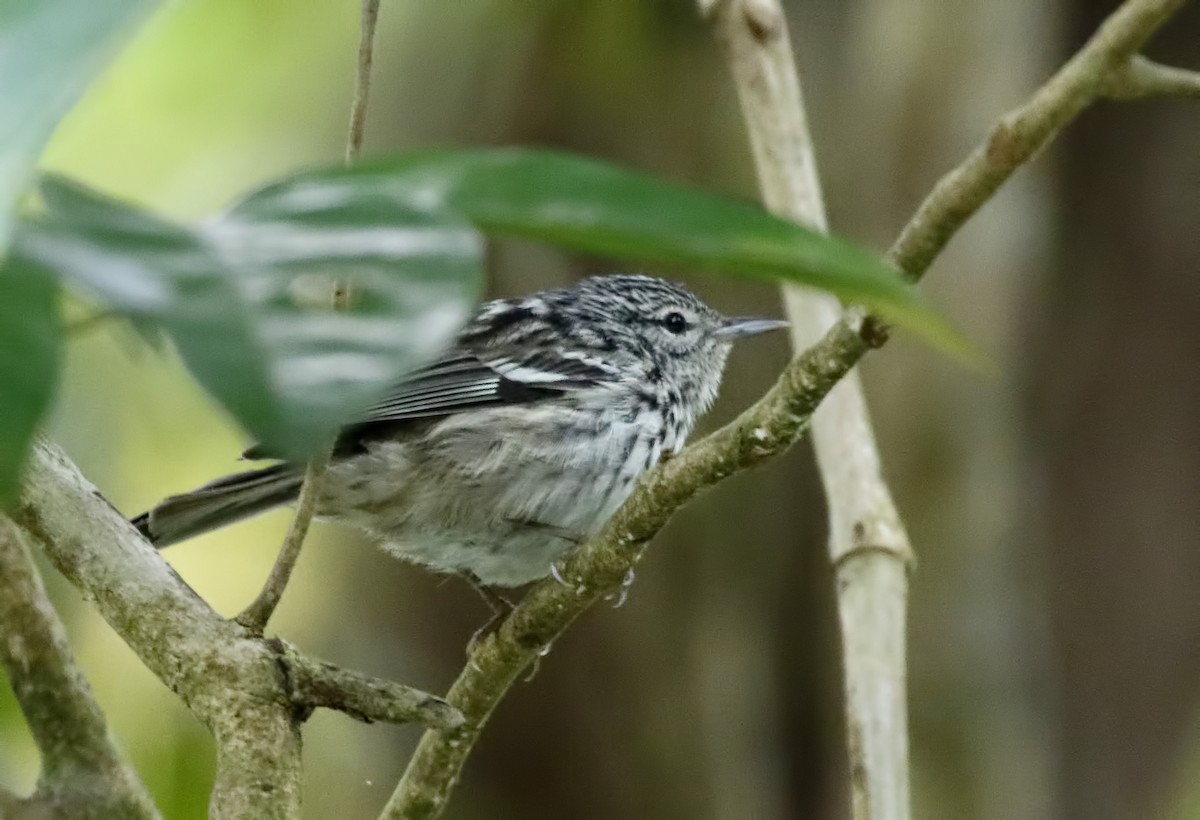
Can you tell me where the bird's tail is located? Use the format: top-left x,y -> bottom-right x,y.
131,464 -> 304,548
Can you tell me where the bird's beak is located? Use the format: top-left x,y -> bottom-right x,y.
714,316 -> 790,340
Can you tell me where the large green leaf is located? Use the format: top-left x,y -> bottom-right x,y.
0,264 -> 61,504
266,148 -> 963,351
0,0 -> 158,502
14,176 -> 483,459
8,146 -> 962,463
0,0 -> 159,244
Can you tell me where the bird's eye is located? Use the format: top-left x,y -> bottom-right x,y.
662,311 -> 688,334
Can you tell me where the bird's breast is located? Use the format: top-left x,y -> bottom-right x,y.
319,397 -> 676,585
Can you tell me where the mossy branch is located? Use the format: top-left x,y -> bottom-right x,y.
8,439 -> 461,816
0,517 -> 159,819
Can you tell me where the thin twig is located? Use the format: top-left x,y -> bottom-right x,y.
888,0 -> 1192,281
0,517 -> 159,818
64,308 -> 120,336
234,0 -> 382,634
277,641 -> 464,730
234,453 -> 331,631
702,0 -> 912,816
1103,54 -> 1200,99
383,0 -> 1198,816
347,0 -> 382,165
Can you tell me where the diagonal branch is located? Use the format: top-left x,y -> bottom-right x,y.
383,0 -> 1199,816
701,0 -> 913,816
0,516 -> 159,818
383,321 -> 868,819
888,0 -> 1194,282
235,453 -> 330,632
277,640 -> 463,730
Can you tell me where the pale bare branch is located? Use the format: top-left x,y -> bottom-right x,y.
702,0 -> 912,816
1103,54 -> 1200,99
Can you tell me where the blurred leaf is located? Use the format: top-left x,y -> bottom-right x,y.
13,176 -> 482,459
7,145 -> 961,462
0,263 -> 61,505
273,148 -> 967,354
0,0 -> 159,245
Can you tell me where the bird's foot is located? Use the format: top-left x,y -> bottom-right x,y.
463,573 -> 515,654
605,566 -> 637,608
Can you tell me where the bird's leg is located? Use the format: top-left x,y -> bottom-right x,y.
463,572 -> 514,653
465,521 -> 584,654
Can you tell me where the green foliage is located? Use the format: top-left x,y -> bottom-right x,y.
0,0 -> 159,500
0,2 -> 956,503
296,149 -> 950,337
0,0 -> 159,244
15,176 -> 483,460
2,147 -> 955,486
0,263 -> 60,504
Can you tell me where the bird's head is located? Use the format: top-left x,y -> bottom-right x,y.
547,274 -> 788,415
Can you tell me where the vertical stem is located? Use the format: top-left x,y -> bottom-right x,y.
347,0 -> 382,165
235,0 -> 382,633
701,1 -> 913,817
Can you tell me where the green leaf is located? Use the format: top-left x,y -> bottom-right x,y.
14,176 -> 483,459
0,0 -> 158,501
0,263 -> 61,505
9,146 -> 966,462
271,148 -> 967,354
0,0 -> 159,245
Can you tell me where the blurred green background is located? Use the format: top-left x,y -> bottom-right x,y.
3,1 -> 1200,817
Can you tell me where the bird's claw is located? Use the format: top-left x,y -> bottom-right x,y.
467,608 -> 509,655
608,566 -> 637,608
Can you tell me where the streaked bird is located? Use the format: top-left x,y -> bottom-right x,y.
132,274 -> 786,588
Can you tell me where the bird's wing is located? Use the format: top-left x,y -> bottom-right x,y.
241,348 -> 619,460
357,348 -> 618,423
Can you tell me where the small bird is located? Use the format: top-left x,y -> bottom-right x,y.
132,274 -> 786,588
